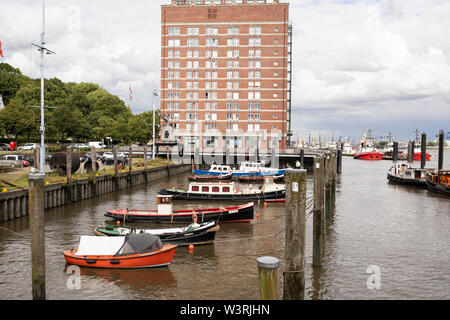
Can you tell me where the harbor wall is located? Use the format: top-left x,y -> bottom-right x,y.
0,163 -> 191,223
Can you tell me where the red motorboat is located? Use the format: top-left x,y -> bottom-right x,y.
63,234 -> 177,269
353,148 -> 383,160
412,152 -> 431,161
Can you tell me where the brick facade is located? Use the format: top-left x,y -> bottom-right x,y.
160,0 -> 291,150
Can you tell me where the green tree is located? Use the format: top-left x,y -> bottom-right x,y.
0,98 -> 38,140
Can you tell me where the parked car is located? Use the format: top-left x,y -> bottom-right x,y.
85,152 -> 103,161
0,154 -> 29,168
102,152 -> 114,161
103,156 -> 128,166
0,143 -> 10,151
18,143 -> 39,151
73,143 -> 89,150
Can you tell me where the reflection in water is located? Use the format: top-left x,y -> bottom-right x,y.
0,149 -> 449,299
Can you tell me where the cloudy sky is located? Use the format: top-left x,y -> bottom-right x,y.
1,0 -> 449,142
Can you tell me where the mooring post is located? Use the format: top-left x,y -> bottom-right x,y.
438,129 -> 444,170
421,132 -> 427,169
407,141 -> 413,162
300,149 -> 305,168
34,146 -> 40,170
90,146 -> 97,196
66,146 -> 72,204
324,153 -> 332,219
28,173 -> 46,300
313,156 -> 325,267
112,145 -> 119,191
257,256 -> 280,300
337,145 -> 342,174
143,146 -> 148,170
283,168 -> 307,300
393,142 -> 399,162
128,145 -> 133,173
331,151 -> 337,205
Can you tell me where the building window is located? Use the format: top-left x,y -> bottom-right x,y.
249,38 -> 261,46
206,27 -> 218,35
168,39 -> 180,47
206,38 -> 218,47
249,26 -> 261,35
187,27 -> 199,35
168,27 -> 180,36
187,38 -> 199,47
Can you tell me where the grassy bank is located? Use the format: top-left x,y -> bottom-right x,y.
0,158 -> 173,192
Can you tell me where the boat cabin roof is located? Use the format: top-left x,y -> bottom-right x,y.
210,164 -> 232,171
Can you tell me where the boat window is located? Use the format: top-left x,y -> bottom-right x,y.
202,186 -> 209,192
212,187 -> 220,192
223,186 -> 230,192
192,186 -> 199,191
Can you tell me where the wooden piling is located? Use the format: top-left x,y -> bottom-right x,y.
324,153 -> 332,219
421,132 -> 427,169
300,149 -> 305,168
34,146 -> 40,170
438,130 -> 444,170
28,173 -> 46,300
257,256 -> 280,300
393,142 -> 399,162
337,147 -> 342,174
129,146 -> 133,173
407,141 -> 413,162
66,147 -> 72,204
313,156 -> 325,267
283,168 -> 307,300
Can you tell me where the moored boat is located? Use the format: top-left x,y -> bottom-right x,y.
105,195 -> 254,223
193,162 -> 285,177
387,163 -> 429,186
188,172 -> 232,181
238,174 -> 284,183
159,176 -> 285,201
94,220 -> 219,245
425,170 -> 450,196
63,234 -> 177,269
353,148 -> 383,160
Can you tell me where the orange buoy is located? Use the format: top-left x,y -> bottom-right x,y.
264,202 -> 267,207
116,220 -> 120,226
188,244 -> 194,252
256,213 -> 260,218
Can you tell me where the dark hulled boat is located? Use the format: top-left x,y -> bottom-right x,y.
104,195 -> 254,223
386,163 -> 429,187
94,221 -> 219,245
425,171 -> 450,196
159,177 -> 285,201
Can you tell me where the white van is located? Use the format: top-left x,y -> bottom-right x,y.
88,141 -> 106,149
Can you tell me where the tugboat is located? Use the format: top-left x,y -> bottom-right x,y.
159,176 -> 285,201
387,163 -> 429,186
425,170 -> 450,196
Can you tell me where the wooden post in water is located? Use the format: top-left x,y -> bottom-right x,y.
143,146 -> 148,170
313,156 -> 325,267
393,142 -> 399,162
34,146 -> 40,170
337,146 -> 342,174
438,129 -> 444,170
66,146 -> 72,203
300,149 -> 305,168
90,146 -> 97,195
331,151 -> 337,205
257,256 -> 280,300
28,173 -> 46,300
407,141 -> 413,162
112,145 -> 119,191
324,153 -> 332,219
421,132 -> 427,169
128,146 -> 133,173
283,168 -> 307,300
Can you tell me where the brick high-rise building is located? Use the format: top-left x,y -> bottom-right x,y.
160,0 -> 292,151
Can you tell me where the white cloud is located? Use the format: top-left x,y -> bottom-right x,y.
0,0 -> 449,140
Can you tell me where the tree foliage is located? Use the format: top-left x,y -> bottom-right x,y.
0,63 -> 159,144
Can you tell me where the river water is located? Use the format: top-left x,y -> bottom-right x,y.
0,149 -> 449,300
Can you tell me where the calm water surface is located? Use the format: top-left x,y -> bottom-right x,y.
0,149 -> 449,299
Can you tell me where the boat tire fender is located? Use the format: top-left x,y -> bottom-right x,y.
125,215 -> 132,222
